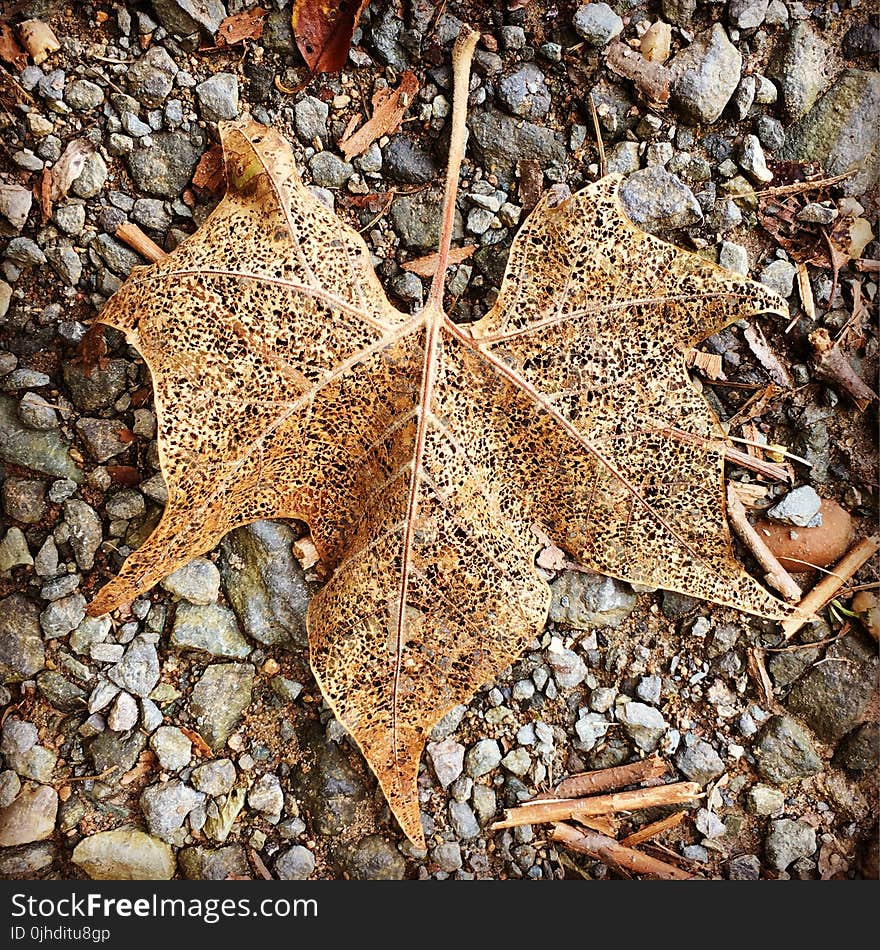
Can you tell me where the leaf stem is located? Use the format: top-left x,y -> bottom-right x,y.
428,27 -> 479,310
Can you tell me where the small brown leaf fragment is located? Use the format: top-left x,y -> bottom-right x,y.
605,41 -> 670,104
291,0 -> 370,75
179,726 -> 213,757
49,138 -> 94,203
686,348 -> 724,380
76,324 -> 108,379
640,20 -> 671,64
215,7 -> 267,48
517,158 -> 544,211
339,71 -> 419,161
17,19 -> 60,64
0,20 -> 27,70
809,327 -> 878,411
117,428 -> 136,444
402,244 -> 475,279
192,145 -> 227,195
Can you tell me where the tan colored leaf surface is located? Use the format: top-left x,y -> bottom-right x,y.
214,6 -> 267,48
402,244 -> 475,278
338,71 -> 419,161
88,41 -> 799,847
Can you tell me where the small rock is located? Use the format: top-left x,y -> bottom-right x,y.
163,559 -> 222,606
40,592 -> 86,640
140,780 -> 206,842
132,197 -> 172,232
728,0 -> 770,30
179,844 -> 249,880
675,736 -> 725,784
275,845 -> 315,880
127,46 -> 178,107
758,259 -> 796,298
433,841 -> 462,872
70,153 -> 108,199
37,670 -> 87,712
606,141 -> 640,175
294,96 -> 329,143
63,359 -> 128,412
747,784 -> 785,816
150,726 -> 193,771
739,135 -> 773,184
549,571 -> 637,629
719,240 -> 749,275
308,152 -> 353,189
170,603 -> 250,659
108,638 -> 160,698
382,136 -> 440,185
500,747 -> 531,777
188,663 -> 255,749
754,715 -> 823,783
0,183 -> 33,231
547,646 -> 587,689
0,841 -> 56,877
247,772 -> 283,820
427,738 -> 464,789
833,722 -> 879,772
338,834 -> 405,880
196,73 -> 239,122
150,0 -> 227,36
127,130 -> 205,198
497,64 -> 550,119
727,853 -> 761,880
769,22 -> 829,122
621,167 -> 703,231
0,528 -> 32,573
768,486 -> 823,528
107,691 -> 139,732
668,24 -> 743,124
65,79 -> 105,111
0,783 -> 57,846
618,701 -> 667,752
468,109 -> 565,187
73,828 -> 175,880
295,721 -> 367,835
843,23 -> 880,58
87,729 -> 147,774
1,720 -> 38,756
5,237 -> 46,267
75,417 -> 131,461
766,818 -> 816,871
573,4 -> 624,46
191,758 -> 236,796
0,396 -> 80,481
63,500 -> 102,569
465,738 -> 501,778
449,800 -> 481,839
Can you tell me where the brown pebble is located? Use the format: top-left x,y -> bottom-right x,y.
756,498 -> 853,573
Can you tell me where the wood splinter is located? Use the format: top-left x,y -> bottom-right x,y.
535,753 -> 668,801
115,222 -> 167,265
809,328 -> 878,412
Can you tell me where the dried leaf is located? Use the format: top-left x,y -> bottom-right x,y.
291,0 -> 369,75
517,158 -> 544,211
0,20 -> 27,70
49,138 -> 94,203
215,6 -> 267,48
402,244 -> 475,278
606,41 -> 670,104
743,324 -> 794,388
192,144 -> 227,194
17,19 -> 60,64
88,44 -> 800,847
339,71 -> 419,161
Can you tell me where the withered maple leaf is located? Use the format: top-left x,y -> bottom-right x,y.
89,32 -> 798,846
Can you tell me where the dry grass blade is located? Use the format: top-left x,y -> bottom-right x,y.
552,822 -> 695,880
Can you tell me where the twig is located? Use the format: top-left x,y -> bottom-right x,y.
536,753 -> 667,800
619,810 -> 685,847
588,92 -> 606,176
808,328 -> 878,412
551,823 -> 695,880
726,484 -> 803,602
249,847 -> 273,880
746,647 -> 775,706
56,765 -> 118,785
491,781 -> 701,830
781,535 -> 880,638
854,258 -> 879,273
115,222 -> 167,264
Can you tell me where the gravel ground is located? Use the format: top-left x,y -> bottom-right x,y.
0,0 -> 877,881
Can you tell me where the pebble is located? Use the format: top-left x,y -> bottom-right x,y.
768,486 -> 823,528
668,24 -> 742,124
549,571 -> 637,630
747,784 -> 785,816
162,557 -> 221,604
500,748 -> 531,777
573,3 -> 624,46
195,73 -> 239,122
73,828 -> 176,880
108,637 -> 161,698
497,64 -> 550,119
187,663 -> 255,749
635,676 -> 662,705
107,691 -> 139,732
179,844 -> 249,880
127,46 -> 178,107
465,739 -> 502,778
127,130 -> 205,198
618,701 -> 667,752
833,722 -> 878,772
727,853 -> 761,880
738,135 -> 773,184
63,359 -> 128,412
391,189 -> 463,249
433,841 -> 462,872
247,773 -> 283,820
0,184 -> 32,231
339,834 -> 405,880
40,593 -> 87,640
754,715 -> 823,783
620,167 -> 703,231
171,603 -> 250,659
0,784 -> 58,846
5,237 -> 46,267
75,417 -> 131,461
140,780 -> 206,842
1,720 -> 38,756
0,528 -> 32,572
427,738 -> 465,789
758,259 -> 797,298
0,595 -> 44,683
38,670 -> 87,712
191,758 -> 236,796
308,152 -> 353,189
0,770 -> 22,808
132,197 -> 172,232
766,818 -> 816,871
70,153 -> 108,199
87,729 -> 146,775
294,96 -> 328,143
675,736 -> 725,784
449,800 -> 481,839
65,79 -> 105,111
468,109 -> 565,187
150,0 -> 227,36
769,22 -> 829,122
275,845 -> 315,880
547,645 -> 587,689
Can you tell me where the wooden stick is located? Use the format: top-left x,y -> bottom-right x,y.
726,484 -> 803,602
620,810 -> 685,847
781,535 -> 880,638
588,91 -> 606,177
746,647 -> 775,707
809,328 -> 878,412
551,822 -> 695,880
491,781 -> 701,830
115,222 -> 167,264
573,815 -> 619,836
537,754 -> 667,801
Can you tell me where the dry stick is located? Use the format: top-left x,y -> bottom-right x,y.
588,92 -> 606,177
781,535 -> 880,638
536,753 -> 667,801
619,810 -> 685,847
551,822 -> 695,881
116,222 -> 167,264
490,781 -> 701,830
854,258 -> 879,273
726,484 -> 803,602
809,328 -> 878,412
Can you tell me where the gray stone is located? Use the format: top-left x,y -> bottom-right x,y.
1,719 -> 38,756
618,701 -> 667,752
75,417 -> 131,462
107,691 -> 139,732
573,3 -> 623,46
162,558 -> 221,604
547,647 -> 587,689
170,603 -> 249,659
675,736 -> 725,784
766,818 -> 816,871
132,198 -> 172,232
549,570 -> 637,630
38,68 -> 65,101
4,744 -> 56,784
66,79 -> 105,111
768,486 -> 822,527
0,183 -> 32,231
391,189 -> 464,250
606,141 -> 640,176
759,259 -> 796,298
497,64 -> 550,119
87,729 -> 147,774
63,359 -> 128,412
780,70 -> 880,198
127,130 -> 205,198
94,233 -> 142,277
3,476 -> 45,522
308,151 -> 353,189
4,237 -> 46,267
70,153 -> 107,199
797,202 -> 838,225
150,0 -> 227,36
294,96 -> 328,143
769,22 -> 829,123
64,500 -> 102,570
217,521 -> 309,648
247,772 -> 283,819
36,670 -> 87,713
433,841 -> 462,872
191,758 -> 236,796
575,711 -> 611,750
754,715 -> 823,783
188,663 -> 254,749
621,167 -> 703,231
0,528 -> 32,572
833,722 -> 878,772
196,73 -> 239,122
427,738 -> 464,789
449,800 -> 480,839
295,721 -> 367,836
785,635 -> 877,744
468,109 -> 565,187
739,135 -> 773,185
0,840 -> 55,877
121,113 -> 152,137
109,638 -> 160,698
728,0 -> 770,30
140,780 -> 206,842
262,9 -> 295,53
338,834 -> 405,880
430,704 -> 467,741
127,47 -> 177,107
105,489 -> 145,521
727,852 -> 761,880
47,245 -> 81,286
662,0 -> 696,25
500,747 -> 531,777
719,240 -> 749,275
382,136 -> 441,186
843,23 -> 880,58
40,593 -> 86,640
747,784 -> 785,816
0,784 -> 57,846
465,739 -> 501,778
179,844 -> 249,880
273,845 -> 315,880
669,24 -> 743,125
150,726 -> 192,771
